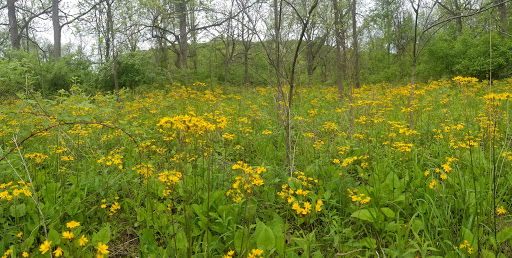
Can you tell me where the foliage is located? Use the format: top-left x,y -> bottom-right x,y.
1,78 -> 512,256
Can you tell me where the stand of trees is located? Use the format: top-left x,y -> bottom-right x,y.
1,0 -> 512,96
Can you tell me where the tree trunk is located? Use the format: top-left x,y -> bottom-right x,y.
333,0 -> 344,102
24,18 -> 29,51
177,0 -> 188,81
113,51 -> 120,102
494,0 -> 508,34
105,0 -> 113,61
273,0 -> 292,175
224,36 -> 230,84
351,0 -> 360,88
410,2 -> 419,130
53,0 -> 61,61
244,48 -> 249,84
7,0 -> 20,50
453,0 -> 462,34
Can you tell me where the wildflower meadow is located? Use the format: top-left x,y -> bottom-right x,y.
1,78 -> 512,257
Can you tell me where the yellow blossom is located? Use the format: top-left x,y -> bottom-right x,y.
78,235 -> 89,247
96,242 -> 109,257
39,240 -> 51,254
66,221 -> 80,229
315,200 -> 323,212
53,247 -> 63,257
248,249 -> 263,258
497,206 -> 508,215
62,231 -> 74,240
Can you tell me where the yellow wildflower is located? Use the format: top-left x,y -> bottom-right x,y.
78,235 -> 89,247
315,200 -> 323,212
62,231 -> 74,240
53,247 -> 63,257
497,206 -> 508,215
39,240 -> 51,254
96,242 -> 109,258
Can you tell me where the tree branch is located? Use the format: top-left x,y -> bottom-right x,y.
424,0 -> 512,32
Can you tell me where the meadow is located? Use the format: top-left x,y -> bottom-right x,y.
1,78 -> 511,257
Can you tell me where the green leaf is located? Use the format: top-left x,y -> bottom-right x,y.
256,223 -> 275,250
497,226 -> 512,242
92,226 -> 111,244
234,230 -> 243,254
351,209 -> 376,222
481,249 -> 496,258
48,229 -> 61,245
380,208 -> 395,218
9,204 -> 26,218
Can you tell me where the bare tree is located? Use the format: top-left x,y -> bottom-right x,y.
333,0 -> 347,102
52,0 -> 105,61
494,0 -> 507,34
351,0 -> 360,88
6,0 -> 50,50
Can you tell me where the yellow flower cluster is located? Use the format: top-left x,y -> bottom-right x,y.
100,197 -> 121,215
278,172 -> 323,216
1,250 -> 12,258
158,171 -> 182,196
452,76 -> 478,85
223,250 -> 235,258
391,142 -> 413,153
67,124 -> 92,137
457,240 -> 473,254
109,202 -> 121,216
429,156 -> 458,182
347,188 -> 370,205
429,179 -> 437,189
222,133 -> 235,140
342,156 -> 358,167
247,249 -> 263,258
24,152 -> 49,163
97,148 -> 124,170
337,145 -> 350,155
157,114 -> 216,136
262,129 -> 272,135
0,181 -> 32,201
226,161 -> 266,203
313,140 -> 324,150
132,163 -> 154,179
497,205 -> 508,215
322,121 -> 338,131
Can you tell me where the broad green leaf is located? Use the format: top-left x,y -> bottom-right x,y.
380,207 -> 395,218
351,209 -> 376,223
10,204 -> 26,218
92,226 -> 111,244
481,249 -> 496,258
256,223 -> 275,250
497,226 -> 512,242
234,230 -> 244,254
48,229 -> 61,245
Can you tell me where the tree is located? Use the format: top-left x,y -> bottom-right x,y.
333,0 -> 347,102
494,0 -> 507,34
351,0 -> 360,88
6,0 -> 50,50
52,0 -> 104,61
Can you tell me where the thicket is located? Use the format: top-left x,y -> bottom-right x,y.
1,30 -> 511,98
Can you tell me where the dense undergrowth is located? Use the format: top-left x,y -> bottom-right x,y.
1,78 -> 512,257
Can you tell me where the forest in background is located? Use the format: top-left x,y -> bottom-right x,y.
0,0 -> 511,96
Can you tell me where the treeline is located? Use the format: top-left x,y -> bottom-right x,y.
1,0 -> 511,96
